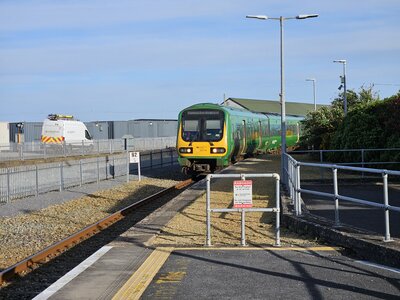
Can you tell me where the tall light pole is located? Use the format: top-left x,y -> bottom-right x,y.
246,14 -> 318,186
333,59 -> 347,115
306,78 -> 317,111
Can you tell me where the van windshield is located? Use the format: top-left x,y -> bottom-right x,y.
85,130 -> 92,140
181,110 -> 224,142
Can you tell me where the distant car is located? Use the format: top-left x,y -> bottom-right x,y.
41,114 -> 93,146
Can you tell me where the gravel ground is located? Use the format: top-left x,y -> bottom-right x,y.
152,154 -> 319,247
0,165 -> 188,270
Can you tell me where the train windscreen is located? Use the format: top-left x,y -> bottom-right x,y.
181,110 -> 224,142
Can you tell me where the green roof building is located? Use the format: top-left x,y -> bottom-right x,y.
223,97 -> 326,117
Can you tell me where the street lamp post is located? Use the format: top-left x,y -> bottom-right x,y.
333,59 -> 347,115
306,78 -> 317,111
246,14 -> 318,186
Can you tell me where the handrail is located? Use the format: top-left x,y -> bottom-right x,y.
284,153 -> 400,242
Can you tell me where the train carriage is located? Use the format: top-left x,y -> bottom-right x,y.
177,103 -> 301,175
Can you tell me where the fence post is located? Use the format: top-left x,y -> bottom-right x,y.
126,151 -> 130,183
59,163 -> 64,191
275,175 -> 281,247
43,143 -> 47,159
19,144 -> 22,160
97,157 -> 100,184
160,149 -> 163,166
361,149 -> 365,168
361,149 -> 365,179
63,141 -> 66,157
291,160 -> 296,206
6,168 -> 10,203
290,160 -> 294,200
112,156 -> 115,178
296,164 -> 301,216
35,165 -> 39,196
383,172 -> 393,242
81,140 -> 85,156
109,139 -> 112,154
333,167 -> 340,226
206,175 -> 211,246
320,150 -> 324,181
240,174 -> 246,246
80,160 -> 83,186
150,151 -> 153,168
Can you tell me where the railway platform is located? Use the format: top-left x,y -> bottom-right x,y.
31,155 -> 400,300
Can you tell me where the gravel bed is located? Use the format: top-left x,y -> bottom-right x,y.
0,165 -> 187,270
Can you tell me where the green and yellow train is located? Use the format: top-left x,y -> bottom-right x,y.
177,103 -> 302,175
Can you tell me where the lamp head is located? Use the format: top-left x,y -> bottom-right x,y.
296,14 -> 319,19
246,15 -> 268,20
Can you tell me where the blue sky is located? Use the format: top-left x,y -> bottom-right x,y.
1,0 -> 399,122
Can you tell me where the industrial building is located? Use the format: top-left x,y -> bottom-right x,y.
6,119 -> 178,143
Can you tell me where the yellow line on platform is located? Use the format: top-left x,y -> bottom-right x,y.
171,246 -> 339,251
113,247 -> 173,300
112,246 -> 338,299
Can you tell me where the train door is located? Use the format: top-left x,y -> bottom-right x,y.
296,123 -> 300,142
239,120 -> 247,155
258,121 -> 262,149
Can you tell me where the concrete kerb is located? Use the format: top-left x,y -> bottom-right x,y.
280,190 -> 400,268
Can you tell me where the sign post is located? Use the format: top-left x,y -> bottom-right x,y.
129,151 -> 141,181
233,180 -> 253,246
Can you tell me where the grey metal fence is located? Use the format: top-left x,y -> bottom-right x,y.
0,137 -> 176,161
284,153 -> 400,242
0,148 -> 179,203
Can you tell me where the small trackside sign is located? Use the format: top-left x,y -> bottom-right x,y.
129,152 -> 140,163
233,180 -> 253,208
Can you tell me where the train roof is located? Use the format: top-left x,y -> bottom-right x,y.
224,97 -> 327,117
180,102 -> 303,120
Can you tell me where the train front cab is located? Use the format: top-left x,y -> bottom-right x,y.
177,108 -> 229,175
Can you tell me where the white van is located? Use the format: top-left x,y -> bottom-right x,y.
41,114 -> 92,145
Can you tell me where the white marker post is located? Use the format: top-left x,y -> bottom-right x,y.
129,151 -> 141,181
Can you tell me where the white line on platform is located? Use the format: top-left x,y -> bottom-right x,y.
355,260 -> 400,274
32,246 -> 113,300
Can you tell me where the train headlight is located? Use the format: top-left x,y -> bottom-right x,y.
210,147 -> 226,154
179,147 -> 193,153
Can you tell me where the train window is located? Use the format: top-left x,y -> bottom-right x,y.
205,120 -> 222,141
182,120 -> 200,141
181,109 -> 224,142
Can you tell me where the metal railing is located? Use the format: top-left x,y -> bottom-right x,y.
290,148 -> 400,168
206,173 -> 281,247
0,137 -> 176,161
0,148 -> 178,203
284,153 -> 400,242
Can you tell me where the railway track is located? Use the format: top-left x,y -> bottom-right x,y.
0,178 -> 193,286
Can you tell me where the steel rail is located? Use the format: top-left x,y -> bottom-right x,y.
0,178 -> 193,284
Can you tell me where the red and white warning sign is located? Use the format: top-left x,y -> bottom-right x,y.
233,180 -> 253,208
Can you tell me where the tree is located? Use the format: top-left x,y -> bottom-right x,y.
299,105 -> 343,150
299,86 -> 380,150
